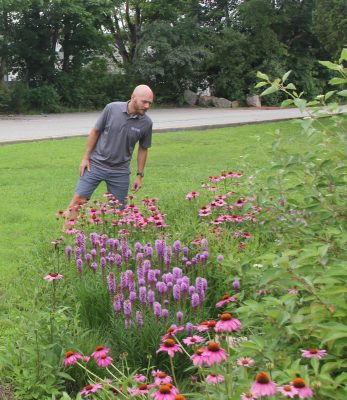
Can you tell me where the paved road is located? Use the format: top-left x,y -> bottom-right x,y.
0,107 -> 307,144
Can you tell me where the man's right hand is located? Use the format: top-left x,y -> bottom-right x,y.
80,158 -> 90,176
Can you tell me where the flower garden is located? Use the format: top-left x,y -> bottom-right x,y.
0,51 -> 346,400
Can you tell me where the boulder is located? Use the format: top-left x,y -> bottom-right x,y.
183,89 -> 198,106
211,97 -> 232,108
198,95 -> 213,107
246,94 -> 261,107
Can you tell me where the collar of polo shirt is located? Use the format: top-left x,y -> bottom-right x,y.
122,101 -> 144,119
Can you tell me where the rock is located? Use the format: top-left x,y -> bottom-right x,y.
231,100 -> 240,108
183,89 -> 198,106
198,95 -> 213,107
246,95 -> 261,107
211,97 -> 232,108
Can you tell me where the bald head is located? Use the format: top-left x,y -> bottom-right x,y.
128,84 -> 154,116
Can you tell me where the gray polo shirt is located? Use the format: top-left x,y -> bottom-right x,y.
90,101 -> 152,171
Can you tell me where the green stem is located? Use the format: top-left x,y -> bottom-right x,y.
169,356 -> 178,388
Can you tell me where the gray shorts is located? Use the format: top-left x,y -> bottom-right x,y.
75,163 -> 130,206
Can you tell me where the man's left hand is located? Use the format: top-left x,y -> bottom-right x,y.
131,176 -> 142,192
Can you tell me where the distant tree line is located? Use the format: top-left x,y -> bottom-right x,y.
0,0 -> 346,113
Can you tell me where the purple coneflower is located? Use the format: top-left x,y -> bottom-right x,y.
156,339 -> 183,358
203,342 -> 227,366
301,348 -> 327,359
205,373 -> 225,384
152,370 -> 172,385
44,273 -> 63,282
91,345 -> 110,359
63,351 -> 82,366
95,354 -> 113,368
278,385 -> 299,398
215,313 -> 241,332
237,357 -> 254,367
183,335 -> 204,346
80,383 -> 103,396
250,371 -> 277,398
291,378 -> 313,398
151,384 -> 179,400
215,294 -> 236,308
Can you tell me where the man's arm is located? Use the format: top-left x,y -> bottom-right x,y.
80,127 -> 100,176
132,146 -> 148,192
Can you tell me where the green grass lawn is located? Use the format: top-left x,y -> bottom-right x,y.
0,119 -> 311,286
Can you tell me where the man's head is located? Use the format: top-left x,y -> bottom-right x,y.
128,85 -> 154,116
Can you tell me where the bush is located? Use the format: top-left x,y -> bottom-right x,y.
27,85 -> 61,113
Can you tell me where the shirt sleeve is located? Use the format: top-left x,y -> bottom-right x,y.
94,104 -> 110,133
139,121 -> 153,149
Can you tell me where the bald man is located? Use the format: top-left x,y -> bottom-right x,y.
64,85 -> 154,224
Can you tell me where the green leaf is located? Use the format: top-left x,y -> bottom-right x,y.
337,90 -> 347,97
260,86 -> 278,96
339,48 -> 347,63
319,61 -> 342,71
281,99 -> 294,107
294,98 -> 307,112
256,71 -> 269,81
324,91 -> 336,101
282,70 -> 292,83
328,77 -> 347,85
286,83 -> 296,90
254,81 -> 268,88
306,100 -> 320,106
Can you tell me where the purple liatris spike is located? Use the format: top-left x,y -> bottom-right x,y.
153,301 -> 162,319
189,285 -> 196,295
156,282 -> 167,296
164,245 -> 172,269
136,252 -> 144,266
200,238 -> 208,250
172,267 -> 183,281
129,291 -> 137,304
65,245 -> 72,259
147,269 -> 157,284
173,285 -> 181,302
123,299 -> 132,318
232,278 -> 240,291
134,242 -> 142,253
142,260 -> 151,273
162,273 -> 173,284
90,248 -> 97,259
191,293 -> 200,309
185,322 -> 194,335
85,253 -> 92,264
74,246 -> 81,259
161,309 -> 169,321
100,248 -> 106,257
76,258 -> 83,276
148,289 -> 155,304
120,272 -> 128,290
155,239 -> 165,261
145,245 -> 153,259
137,266 -> 144,281
183,246 -> 189,256
136,310 -> 144,327
173,240 -> 181,255
217,254 -> 224,262
180,282 -> 189,294
191,257 -> 197,265
107,272 -> 116,295
91,262 -> 97,272
115,254 -> 122,269
101,257 -> 107,269
138,278 -> 145,286
176,311 -> 184,324
113,294 -> 122,314
90,232 -> 98,247
139,286 -> 147,306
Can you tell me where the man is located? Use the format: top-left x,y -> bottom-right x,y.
64,84 -> 154,224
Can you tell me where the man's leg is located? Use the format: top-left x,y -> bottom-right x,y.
106,171 -> 130,208
64,165 -> 105,228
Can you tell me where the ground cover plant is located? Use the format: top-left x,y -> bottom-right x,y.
0,50 -> 346,399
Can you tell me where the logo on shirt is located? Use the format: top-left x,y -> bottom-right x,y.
131,127 -> 141,133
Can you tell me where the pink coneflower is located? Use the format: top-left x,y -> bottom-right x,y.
237,357 -> 254,367
91,345 -> 110,359
128,383 -> 154,396
151,384 -> 179,400
199,207 -> 211,217
215,294 -> 236,308
205,373 -> 225,384
44,273 -> 64,282
278,385 -> 299,398
183,335 -> 205,346
196,320 -> 216,332
291,378 -> 313,398
215,313 -> 241,332
301,349 -> 327,359
80,383 -> 103,396
250,372 -> 277,398
203,342 -> 227,366
241,392 -> 255,400
63,351 -> 82,366
191,348 -> 208,366
152,370 -> 173,385
133,373 -> 147,383
157,339 -> 183,358
185,191 -> 200,200
95,354 -> 113,368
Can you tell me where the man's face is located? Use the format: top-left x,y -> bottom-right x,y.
132,93 -> 153,116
